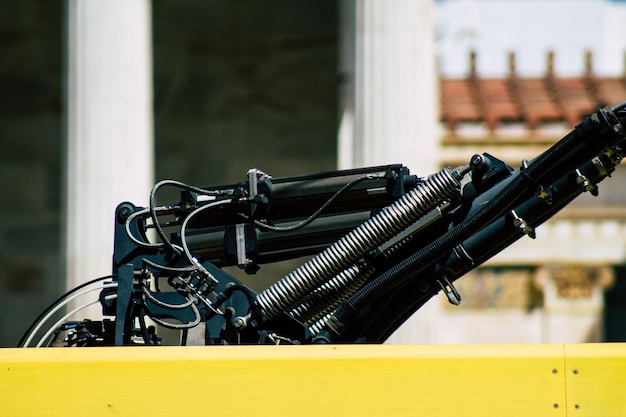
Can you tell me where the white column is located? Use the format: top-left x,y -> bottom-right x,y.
65,0 -> 154,297
338,0 -> 440,343
338,0 -> 439,174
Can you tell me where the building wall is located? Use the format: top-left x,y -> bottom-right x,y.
0,1 -> 338,347
151,0 -> 339,291
432,0 -> 626,344
2,0 -> 623,347
0,1 -> 64,346
153,1 -> 338,185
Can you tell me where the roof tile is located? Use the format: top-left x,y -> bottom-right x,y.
440,51 -> 626,134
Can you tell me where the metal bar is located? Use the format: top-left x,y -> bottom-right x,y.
0,344 -> 623,417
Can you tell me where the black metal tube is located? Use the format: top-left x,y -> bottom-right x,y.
187,165 -> 415,228
331,107 -> 626,333
185,212 -> 372,266
355,151 -> 622,343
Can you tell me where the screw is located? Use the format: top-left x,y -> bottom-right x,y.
552,368 -> 558,374
553,403 -> 559,409
572,369 -> 579,375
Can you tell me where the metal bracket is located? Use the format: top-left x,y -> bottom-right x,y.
437,276 -> 462,306
247,168 -> 271,213
511,210 -> 536,239
235,223 -> 252,268
575,169 -> 599,196
115,264 -> 135,346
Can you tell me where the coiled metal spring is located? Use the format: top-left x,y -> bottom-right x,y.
308,312 -> 334,336
294,213 -> 438,331
288,263 -> 374,326
256,167 -> 462,319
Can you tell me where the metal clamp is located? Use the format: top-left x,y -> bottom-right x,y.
511,210 -> 536,239
437,276 -> 462,306
575,169 -> 599,196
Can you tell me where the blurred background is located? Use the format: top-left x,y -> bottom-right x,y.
2,0 -> 626,347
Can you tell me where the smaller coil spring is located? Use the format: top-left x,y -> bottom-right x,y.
308,313 -> 332,336
256,167 -> 461,320
288,263 -> 374,326
304,219 -> 435,336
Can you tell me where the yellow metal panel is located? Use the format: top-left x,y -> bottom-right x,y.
0,344 -> 568,417
563,343 -> 626,416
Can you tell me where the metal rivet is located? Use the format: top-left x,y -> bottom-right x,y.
553,403 -> 559,409
552,368 -> 558,374
575,404 -> 581,409
572,369 -> 579,375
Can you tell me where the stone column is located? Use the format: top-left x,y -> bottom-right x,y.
65,0 -> 154,301
338,0 -> 439,174
535,265 -> 614,343
338,0 -> 440,343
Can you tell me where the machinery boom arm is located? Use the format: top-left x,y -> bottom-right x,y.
18,104 -> 626,347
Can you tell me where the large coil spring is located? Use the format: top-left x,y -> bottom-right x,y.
256,167 -> 461,319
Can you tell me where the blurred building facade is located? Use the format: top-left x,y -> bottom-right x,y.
1,0 -> 626,346
0,0 -> 340,346
401,0 -> 626,344
425,49 -> 626,344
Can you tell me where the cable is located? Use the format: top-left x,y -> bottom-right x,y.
257,168 -> 460,320
149,179 -> 234,255
22,283 -> 118,347
141,258 -> 198,274
613,101 -> 626,112
241,174 -> 384,232
149,301 -> 202,330
179,198 -> 235,266
141,285 -> 195,309
125,206 -> 175,249
18,275 -> 116,347
36,294 -> 117,347
328,106 -> 626,334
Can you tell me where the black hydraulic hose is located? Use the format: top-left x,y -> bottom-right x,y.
328,107 -> 625,332
17,274 -> 116,347
256,167 -> 462,320
330,173 -> 531,327
356,150 -> 623,343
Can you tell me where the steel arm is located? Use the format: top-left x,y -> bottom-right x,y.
18,104 -> 626,347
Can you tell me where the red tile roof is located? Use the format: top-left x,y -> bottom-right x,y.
440,51 -> 626,133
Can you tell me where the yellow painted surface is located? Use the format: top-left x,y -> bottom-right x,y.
563,343 -> 626,416
0,344 -> 621,417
